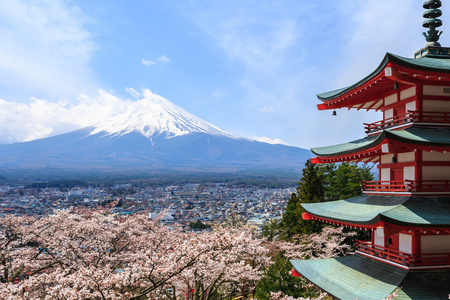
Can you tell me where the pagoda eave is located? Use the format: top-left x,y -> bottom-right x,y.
302,195 -> 450,228
302,212 -> 382,229
303,210 -> 450,231
311,126 -> 450,164
317,53 -> 450,111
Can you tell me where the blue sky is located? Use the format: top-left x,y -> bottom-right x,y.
0,0 -> 448,148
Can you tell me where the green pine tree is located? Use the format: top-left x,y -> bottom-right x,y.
279,159 -> 324,237
323,162 -> 373,201
261,219 -> 281,241
255,253 -> 318,300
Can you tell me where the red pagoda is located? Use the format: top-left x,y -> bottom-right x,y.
290,1 -> 450,299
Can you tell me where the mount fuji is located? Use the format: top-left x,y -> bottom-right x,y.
0,92 -> 312,180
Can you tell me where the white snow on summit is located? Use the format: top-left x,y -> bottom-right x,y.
90,89 -> 236,139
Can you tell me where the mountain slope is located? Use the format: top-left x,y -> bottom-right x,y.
0,92 -> 312,180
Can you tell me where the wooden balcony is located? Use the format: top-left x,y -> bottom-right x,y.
362,180 -> 450,194
355,240 -> 450,268
364,110 -> 450,134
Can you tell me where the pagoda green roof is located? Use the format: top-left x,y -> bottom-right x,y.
317,52 -> 450,101
311,126 -> 450,157
291,254 -> 407,300
311,135 -> 378,157
291,254 -> 450,300
302,195 -> 450,227
396,269 -> 450,300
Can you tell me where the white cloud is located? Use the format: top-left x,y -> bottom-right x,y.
0,0 -> 97,98
183,1 -> 301,98
261,105 -> 274,112
252,136 -> 288,145
0,90 -> 131,144
142,55 -> 170,66
142,59 -> 156,65
157,55 -> 170,62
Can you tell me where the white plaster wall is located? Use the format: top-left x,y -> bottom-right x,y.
385,94 -> 397,106
385,108 -> 393,119
421,235 -> 450,253
423,100 -> 450,112
423,85 -> 450,96
404,167 -> 415,181
381,154 -> 393,164
399,233 -> 412,254
375,227 -> 385,247
423,151 -> 450,162
398,152 -> 415,163
400,87 -> 416,101
380,168 -> 391,181
405,101 -> 416,112
422,166 -> 450,180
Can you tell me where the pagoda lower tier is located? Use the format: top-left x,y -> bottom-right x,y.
291,194 -> 450,299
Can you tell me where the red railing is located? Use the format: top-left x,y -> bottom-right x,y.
355,240 -> 411,266
362,180 -> 450,193
355,240 -> 450,267
361,180 -> 413,192
364,110 -> 450,134
410,252 -> 450,266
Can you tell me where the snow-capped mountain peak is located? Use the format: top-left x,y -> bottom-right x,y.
90,90 -> 236,139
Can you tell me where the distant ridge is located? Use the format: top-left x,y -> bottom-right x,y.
0,91 -> 312,181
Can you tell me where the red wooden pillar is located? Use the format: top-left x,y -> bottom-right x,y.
384,225 -> 390,249
414,149 -> 422,191
411,230 -> 421,265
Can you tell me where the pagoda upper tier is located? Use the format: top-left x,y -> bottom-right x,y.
317,51 -> 450,112
312,50 -> 450,196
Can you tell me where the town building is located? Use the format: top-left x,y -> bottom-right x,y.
291,1 -> 450,299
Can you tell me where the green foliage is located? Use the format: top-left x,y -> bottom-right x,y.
297,160 -> 324,204
279,160 -> 323,237
322,162 -> 373,201
190,220 -> 211,229
280,192 -> 320,238
261,219 -> 281,241
255,253 -> 318,300
279,160 -> 373,238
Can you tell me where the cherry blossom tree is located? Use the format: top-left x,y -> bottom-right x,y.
0,214 -> 40,285
0,208 -> 269,299
276,226 -> 356,260
174,227 -> 270,300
